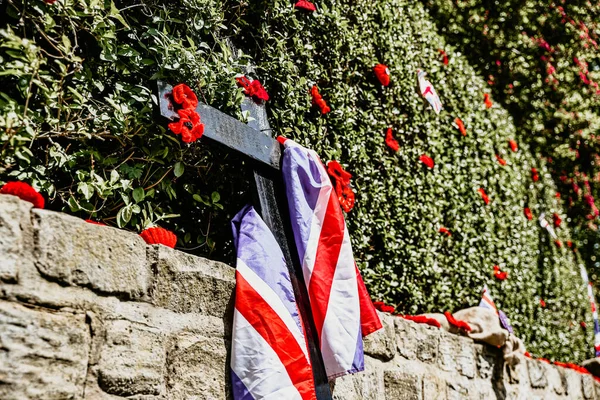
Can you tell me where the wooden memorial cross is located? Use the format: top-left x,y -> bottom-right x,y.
156,81 -> 333,399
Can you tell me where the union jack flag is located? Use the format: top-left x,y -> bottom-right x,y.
279,137 -> 382,379
230,205 -> 317,399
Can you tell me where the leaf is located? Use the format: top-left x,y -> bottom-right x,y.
132,187 -> 145,203
174,162 -> 185,177
211,191 -> 220,203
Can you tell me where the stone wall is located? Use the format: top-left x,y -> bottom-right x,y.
0,193 -> 598,399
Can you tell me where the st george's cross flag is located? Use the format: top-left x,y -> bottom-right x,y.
278,137 -> 382,379
230,205 -> 317,400
417,69 -> 443,114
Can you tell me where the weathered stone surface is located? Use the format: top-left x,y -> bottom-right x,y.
456,336 -> 476,378
384,370 -> 422,400
527,358 -> 548,388
583,374 -> 595,399
332,370 -> 382,400
149,246 -> 234,317
0,195 -> 33,282
33,209 -> 150,299
564,369 -> 584,400
423,374 -> 447,400
395,317 -> 418,360
166,332 -> 229,400
364,313 -> 396,361
474,344 -> 498,380
0,300 -> 90,399
98,320 -> 166,396
548,365 -> 567,395
446,381 -> 468,400
417,325 -> 439,364
438,335 -> 457,372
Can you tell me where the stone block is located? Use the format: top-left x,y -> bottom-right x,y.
527,358 -> 548,389
0,300 -> 90,399
547,365 -> 567,395
457,336 -> 476,379
33,209 -> 150,299
363,313 -> 395,361
98,319 -> 166,396
474,344 -> 498,380
166,332 -> 228,399
438,335 -> 456,372
446,381 -> 468,400
149,246 -> 234,318
395,317 -> 418,360
423,374 -> 446,400
384,370 -> 422,400
564,369 -> 584,400
583,374 -> 595,400
0,195 -> 33,282
416,325 -> 439,364
332,370 -> 381,400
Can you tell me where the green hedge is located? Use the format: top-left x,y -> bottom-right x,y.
0,0 -> 593,361
422,0 -> 600,285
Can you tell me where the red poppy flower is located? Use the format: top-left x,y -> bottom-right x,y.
555,192 -> 561,198
581,321 -> 587,329
326,160 -> 352,186
372,301 -> 395,313
439,227 -> 451,236
540,299 -> 546,308
168,108 -> 205,143
444,311 -> 471,332
337,182 -> 356,213
553,213 -> 562,227
524,351 -> 532,358
373,64 -> 390,86
493,265 -> 508,280
140,227 -> 177,248
236,76 -> 269,103
496,154 -> 506,166
555,240 -> 563,248
327,161 -> 355,212
567,241 -> 573,248
85,219 -> 106,226
524,207 -> 533,220
508,139 -> 518,152
310,85 -> 330,114
538,357 -> 550,363
45,0 -> 57,3
531,167 -> 539,182
401,315 -> 441,329
385,128 -> 399,152
294,0 -> 316,11
484,93 -> 493,108
419,154 -> 434,169
455,118 -> 466,136
438,49 -> 449,65
0,181 -> 45,209
478,188 -> 489,205
171,83 -> 198,110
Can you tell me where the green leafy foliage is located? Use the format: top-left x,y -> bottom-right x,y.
0,0 -> 593,361
422,0 -> 600,288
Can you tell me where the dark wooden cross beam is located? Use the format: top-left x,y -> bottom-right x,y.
157,81 -> 333,399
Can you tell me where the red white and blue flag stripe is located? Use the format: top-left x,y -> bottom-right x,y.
278,137 -> 382,379
479,285 -> 498,315
230,205 -> 317,400
580,266 -> 600,356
